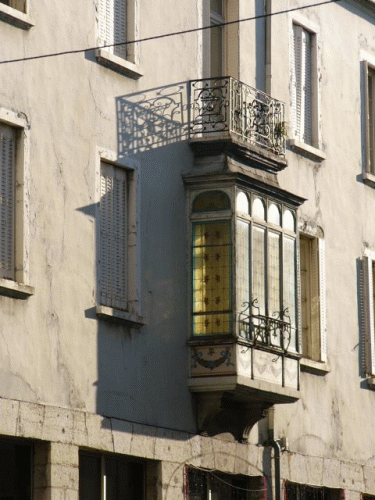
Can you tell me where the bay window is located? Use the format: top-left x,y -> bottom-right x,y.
191,188 -> 298,352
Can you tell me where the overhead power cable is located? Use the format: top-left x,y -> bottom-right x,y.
0,0 -> 342,65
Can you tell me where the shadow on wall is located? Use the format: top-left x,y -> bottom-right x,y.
76,82 -> 195,435
116,82 -> 191,156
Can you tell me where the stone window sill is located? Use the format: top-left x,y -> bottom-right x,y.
96,305 -> 145,328
289,139 -> 326,162
0,278 -> 34,299
362,171 -> 375,187
0,3 -> 33,29
95,49 -> 143,79
300,357 -> 330,375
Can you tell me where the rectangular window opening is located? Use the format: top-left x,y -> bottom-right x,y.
79,451 -> 145,500
187,468 -> 265,500
0,438 -> 33,500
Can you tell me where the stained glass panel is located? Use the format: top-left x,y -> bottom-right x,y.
283,236 -> 296,351
193,221 -> 232,335
268,231 -> 281,346
252,226 -> 266,316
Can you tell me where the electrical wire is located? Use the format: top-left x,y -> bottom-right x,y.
0,0 -> 342,66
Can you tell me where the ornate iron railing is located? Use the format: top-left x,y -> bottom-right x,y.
189,77 -> 286,156
238,300 -> 294,351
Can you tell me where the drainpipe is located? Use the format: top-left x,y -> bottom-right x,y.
264,0 -> 272,94
267,407 -> 281,500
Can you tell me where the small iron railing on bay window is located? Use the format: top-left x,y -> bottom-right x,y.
238,300 -> 294,351
189,77 -> 286,156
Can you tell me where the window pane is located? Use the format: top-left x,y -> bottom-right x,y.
268,203 -> 280,226
252,197 -> 265,220
283,209 -> 295,231
192,191 -> 230,212
192,222 -> 232,335
210,0 -> 223,15
369,69 -> 375,173
79,453 -> 101,500
252,226 -> 266,317
268,231 -> 281,346
283,236 -> 297,351
236,191 -> 249,214
210,24 -> 223,78
237,220 -> 249,337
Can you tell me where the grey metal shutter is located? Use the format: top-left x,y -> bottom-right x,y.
0,124 -> 15,280
100,163 -> 127,310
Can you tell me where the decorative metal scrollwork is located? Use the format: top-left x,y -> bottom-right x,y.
190,77 -> 286,156
238,299 -> 293,352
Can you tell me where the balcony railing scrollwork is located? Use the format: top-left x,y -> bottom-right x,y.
190,77 -> 286,156
238,299 -> 294,352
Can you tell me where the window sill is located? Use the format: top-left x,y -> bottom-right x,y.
0,4 -> 33,29
0,278 -> 34,299
289,139 -> 326,162
95,49 -> 143,79
362,171 -> 375,187
96,305 -> 145,328
300,357 -> 330,375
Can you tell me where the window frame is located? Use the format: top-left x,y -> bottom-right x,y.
96,0 -> 142,79
95,147 -> 143,327
0,0 -> 33,29
289,15 -> 325,161
299,233 -> 328,372
79,450 -> 146,500
0,108 -> 33,299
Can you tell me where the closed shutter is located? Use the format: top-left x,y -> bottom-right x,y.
292,24 -> 312,145
99,0 -> 127,59
292,24 -> 302,140
0,124 -> 15,280
363,256 -> 375,375
318,238 -> 327,362
100,163 -> 127,311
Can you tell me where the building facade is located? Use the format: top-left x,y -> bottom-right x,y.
1,0 -> 375,498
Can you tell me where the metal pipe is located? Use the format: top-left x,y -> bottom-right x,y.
267,407 -> 282,500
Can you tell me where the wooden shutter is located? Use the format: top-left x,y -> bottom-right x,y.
0,124 -> 15,281
363,256 -> 375,375
318,239 -> 327,362
100,163 -> 127,311
301,28 -> 312,145
99,0 -> 127,58
292,24 -> 312,144
292,24 -> 302,139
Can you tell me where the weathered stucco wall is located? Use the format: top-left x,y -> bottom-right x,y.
1,0 -> 375,494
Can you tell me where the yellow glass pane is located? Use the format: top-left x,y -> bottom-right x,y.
192,221 -> 232,335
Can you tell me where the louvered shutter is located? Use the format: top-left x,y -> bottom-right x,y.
318,239 -> 327,362
99,0 -> 127,59
296,236 -> 303,354
0,124 -> 15,281
292,24 -> 312,145
301,29 -> 312,145
292,25 -> 302,140
100,163 -> 127,311
363,256 -> 375,375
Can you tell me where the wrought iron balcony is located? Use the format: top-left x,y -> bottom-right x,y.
238,300 -> 296,352
189,77 -> 286,156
